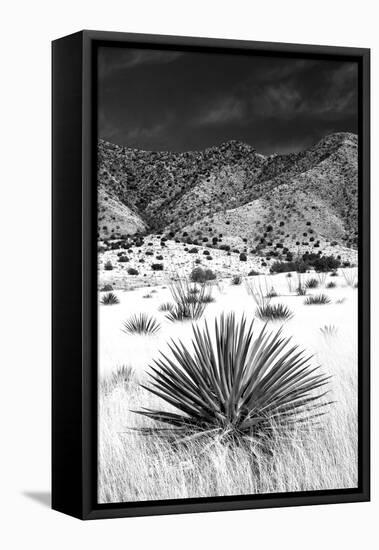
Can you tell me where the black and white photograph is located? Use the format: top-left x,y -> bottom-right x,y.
97,45 -> 360,504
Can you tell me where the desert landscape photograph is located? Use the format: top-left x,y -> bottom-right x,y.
96,46 -> 359,504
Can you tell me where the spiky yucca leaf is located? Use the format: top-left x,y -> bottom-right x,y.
100,291 -> 119,305
133,313 -> 330,442
122,313 -> 160,335
158,302 -> 175,312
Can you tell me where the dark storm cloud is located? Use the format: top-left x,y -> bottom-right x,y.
97,47 -> 358,155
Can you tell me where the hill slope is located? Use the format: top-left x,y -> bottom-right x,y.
97,132 -> 358,260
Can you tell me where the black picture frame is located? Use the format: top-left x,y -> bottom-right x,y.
52,30 -> 370,520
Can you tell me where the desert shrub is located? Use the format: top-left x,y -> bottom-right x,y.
239,253 -> 247,261
121,313 -> 160,335
270,261 -> 306,274
190,267 -> 216,283
256,303 -> 294,322
231,275 -> 242,285
203,250 -> 210,256
100,284 -> 113,291
188,247 -> 198,254
100,292 -> 119,305
104,260 -> 113,271
305,278 -> 319,289
330,271 -> 338,277
118,255 -> 129,263
134,313 -> 329,443
127,267 -> 139,276
206,256 -> 212,260
304,294 -> 331,305
151,263 -> 164,271
248,270 -> 260,276
326,281 -> 336,288
313,256 -> 341,272
156,255 -> 164,261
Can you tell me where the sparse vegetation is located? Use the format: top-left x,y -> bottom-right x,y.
122,313 -> 161,335
190,267 -> 216,283
305,278 -> 319,289
304,294 -> 331,305
256,303 -> 294,322
100,292 -> 119,305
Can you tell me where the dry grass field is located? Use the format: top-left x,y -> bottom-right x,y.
98,269 -> 358,503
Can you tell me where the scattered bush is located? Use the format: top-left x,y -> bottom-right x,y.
188,247 -> 199,254
239,253 -> 247,261
127,267 -> 139,276
166,280 -> 209,321
304,294 -> 331,305
100,292 -> 119,305
156,255 -> 164,261
326,281 -> 336,288
248,270 -> 260,276
190,267 -> 216,283
118,255 -> 129,263
151,263 -> 164,271
158,302 -> 175,313
305,278 -> 319,289
100,284 -> 113,292
104,261 -> 113,271
256,303 -> 294,322
231,275 -> 242,285
122,313 -> 161,335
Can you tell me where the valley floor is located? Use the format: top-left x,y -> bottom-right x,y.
98,269 -> 358,503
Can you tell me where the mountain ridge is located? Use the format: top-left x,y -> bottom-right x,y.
97,132 -> 358,260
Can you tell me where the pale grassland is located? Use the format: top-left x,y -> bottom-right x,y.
98,269 -> 358,503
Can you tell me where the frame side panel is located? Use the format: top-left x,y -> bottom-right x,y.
52,32 -> 84,519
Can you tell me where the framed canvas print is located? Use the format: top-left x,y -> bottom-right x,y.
52,30 -> 370,520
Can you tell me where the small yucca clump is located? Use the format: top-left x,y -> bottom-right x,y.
326,281 -> 336,288
133,313 -> 330,443
305,278 -> 319,289
256,303 -> 294,322
158,302 -> 175,312
166,280 -> 209,322
100,292 -> 119,305
100,365 -> 134,395
304,294 -> 331,305
231,275 -> 242,285
320,325 -> 338,337
122,313 -> 161,335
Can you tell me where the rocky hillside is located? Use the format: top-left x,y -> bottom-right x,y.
97,132 -> 358,259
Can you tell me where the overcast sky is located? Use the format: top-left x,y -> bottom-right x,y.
97,46 -> 358,155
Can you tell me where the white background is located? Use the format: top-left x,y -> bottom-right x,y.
0,1 -> 377,548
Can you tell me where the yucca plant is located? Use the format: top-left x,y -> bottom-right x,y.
320,325 -> 338,337
342,268 -> 358,287
231,275 -> 242,285
326,281 -> 336,289
100,291 -> 119,305
166,279 -> 208,322
158,302 -> 175,312
256,303 -> 294,322
122,313 -> 161,335
100,365 -> 134,395
133,313 -> 330,443
305,278 -> 319,289
304,294 -> 331,305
